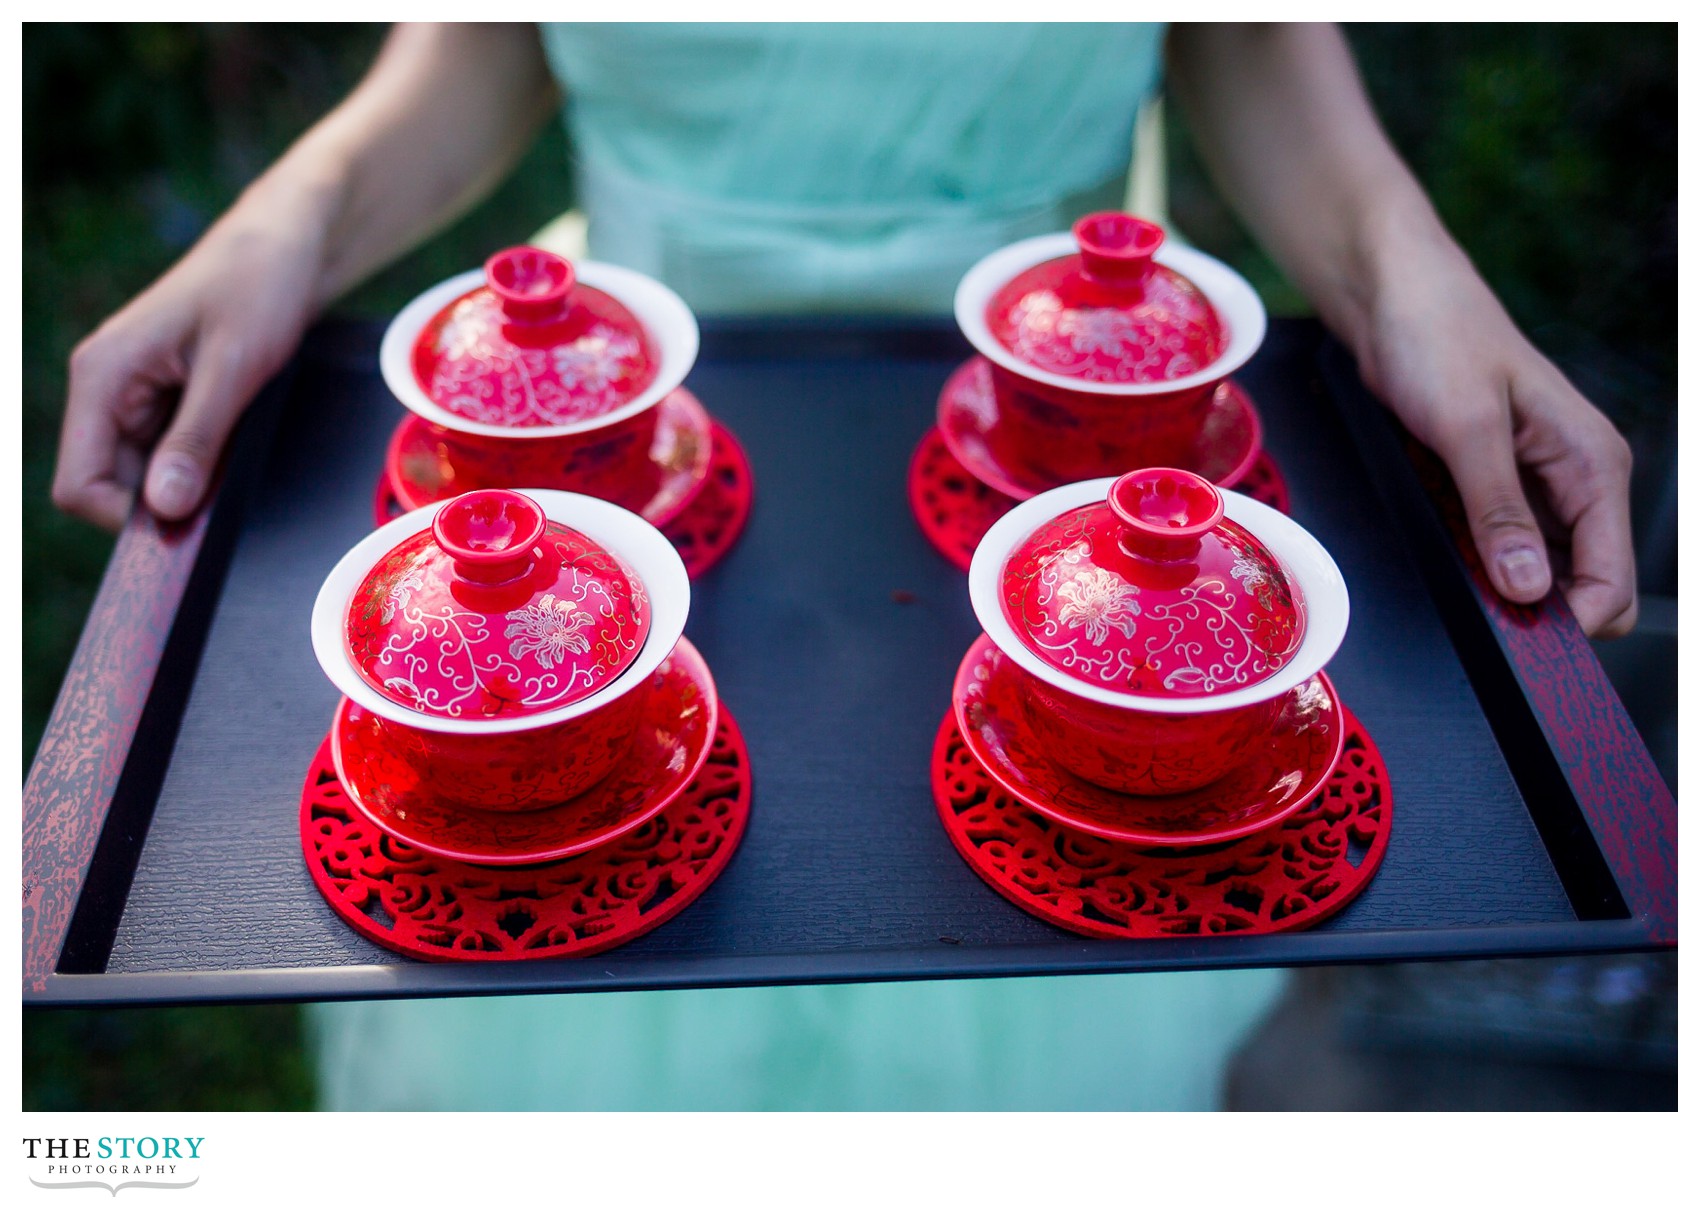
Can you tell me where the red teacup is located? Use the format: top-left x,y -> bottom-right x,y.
954,214 -> 1267,490
969,468 -> 1348,798
379,246 -> 704,523
982,362 -> 1221,488
1013,665 -> 1282,796
313,488 -> 692,818
333,677 -> 651,815
385,386 -> 713,525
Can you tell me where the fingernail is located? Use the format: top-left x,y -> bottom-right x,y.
1497,545 -> 1548,598
148,458 -> 202,517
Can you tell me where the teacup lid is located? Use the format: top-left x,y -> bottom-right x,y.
408,246 -> 660,428
998,468 -> 1304,698
983,213 -> 1226,385
343,489 -> 651,720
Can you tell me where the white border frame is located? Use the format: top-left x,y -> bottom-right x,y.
378,261 -> 701,438
310,489 -> 690,735
968,478 -> 1349,714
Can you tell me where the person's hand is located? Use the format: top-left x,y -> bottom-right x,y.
1356,238 -> 1638,638
53,24 -> 559,534
53,210 -> 324,532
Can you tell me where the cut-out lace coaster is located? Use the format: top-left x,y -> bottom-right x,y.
301,710 -> 751,961
908,427 -> 1291,572
931,705 -> 1390,937
373,419 -> 754,580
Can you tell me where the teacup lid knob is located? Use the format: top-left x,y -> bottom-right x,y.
1073,211 -> 1164,289
432,489 -> 547,586
484,245 -> 575,325
1109,468 -> 1223,564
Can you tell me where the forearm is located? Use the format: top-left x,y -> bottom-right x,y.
1169,23 -> 1636,636
1165,23 -> 1466,363
212,22 -> 559,310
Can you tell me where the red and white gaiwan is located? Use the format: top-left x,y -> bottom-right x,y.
311,487 -> 691,816
968,467 -> 1348,796
952,212 -> 1267,489
378,246 -> 709,525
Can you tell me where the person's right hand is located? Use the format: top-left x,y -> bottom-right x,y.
53,208 -> 324,532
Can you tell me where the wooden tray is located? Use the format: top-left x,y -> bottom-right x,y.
22,318 -> 1674,1005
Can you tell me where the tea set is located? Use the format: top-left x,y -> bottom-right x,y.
305,211 -> 1364,948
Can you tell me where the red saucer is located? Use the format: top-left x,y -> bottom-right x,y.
953,634 -> 1343,846
332,638 -> 718,865
932,703 -> 1391,938
386,385 -> 714,527
301,708 -> 751,962
936,355 -> 1262,501
374,418 -> 754,581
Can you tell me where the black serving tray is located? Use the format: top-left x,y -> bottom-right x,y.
22,317 -> 1674,1005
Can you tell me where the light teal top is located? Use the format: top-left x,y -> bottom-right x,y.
538,22 -> 1167,313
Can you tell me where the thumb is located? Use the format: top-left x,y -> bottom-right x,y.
1441,421 -> 1553,605
142,339 -> 262,521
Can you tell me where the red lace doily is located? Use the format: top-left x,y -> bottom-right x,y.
931,704 -> 1390,937
373,418 -> 754,580
300,709 -> 751,961
907,427 -> 1291,572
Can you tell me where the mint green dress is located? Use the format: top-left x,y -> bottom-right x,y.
309,22 -> 1287,1111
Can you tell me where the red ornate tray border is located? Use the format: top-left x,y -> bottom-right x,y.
23,510 -> 209,990
23,373 -> 293,993
1316,346 -> 1674,944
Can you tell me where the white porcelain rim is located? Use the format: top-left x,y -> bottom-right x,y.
968,478 -> 1349,713
310,489 -> 690,734
953,231 -> 1267,396
379,261 -> 700,438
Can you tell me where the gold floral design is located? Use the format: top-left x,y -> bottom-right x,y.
380,569 -> 427,625
504,594 -> 595,669
1055,567 -> 1141,645
552,332 -> 640,395
434,300 -> 490,363
1229,551 -> 1267,595
1058,308 -> 1138,356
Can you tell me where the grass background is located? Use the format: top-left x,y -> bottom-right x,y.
21,23 -> 1676,1111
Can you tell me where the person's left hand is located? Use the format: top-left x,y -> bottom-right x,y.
1354,239 -> 1637,638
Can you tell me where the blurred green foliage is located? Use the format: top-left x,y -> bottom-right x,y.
24,1004 -> 314,1111
21,22 -> 1675,1113
1170,23 -> 1675,434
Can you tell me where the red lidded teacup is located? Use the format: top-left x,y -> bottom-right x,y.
378,246 -> 709,525
952,213 -> 1267,492
968,467 -> 1347,796
311,488 -> 691,815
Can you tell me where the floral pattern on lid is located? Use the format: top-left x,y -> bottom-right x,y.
984,213 -> 1226,384
999,468 -> 1303,698
345,490 -> 651,720
410,246 -> 660,427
